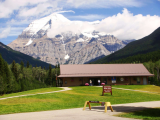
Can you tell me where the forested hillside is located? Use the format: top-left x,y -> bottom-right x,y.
110,50 -> 160,64
143,60 -> 160,85
0,54 -> 59,95
0,42 -> 54,68
92,27 -> 160,64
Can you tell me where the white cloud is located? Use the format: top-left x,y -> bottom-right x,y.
66,0 -> 143,8
17,1 -> 61,18
95,8 -> 160,40
9,27 -> 25,36
47,20 -> 95,38
0,0 -> 144,19
0,0 -> 49,18
0,27 -> 25,37
7,19 -> 32,26
48,8 -> 160,40
68,14 -> 106,20
0,27 -> 11,38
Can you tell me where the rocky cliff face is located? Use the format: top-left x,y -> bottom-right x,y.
8,13 -> 132,65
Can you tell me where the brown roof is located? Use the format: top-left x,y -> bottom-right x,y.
58,64 -> 154,77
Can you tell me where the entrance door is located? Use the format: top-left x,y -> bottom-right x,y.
143,77 -> 147,85
89,78 -> 100,86
103,78 -> 107,85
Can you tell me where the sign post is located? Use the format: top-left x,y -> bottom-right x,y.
102,85 -> 112,96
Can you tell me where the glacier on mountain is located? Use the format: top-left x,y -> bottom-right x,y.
25,39 -> 33,46
64,54 -> 70,60
8,12 -> 134,65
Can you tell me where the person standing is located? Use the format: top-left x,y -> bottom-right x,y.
98,79 -> 100,86
90,80 -> 92,86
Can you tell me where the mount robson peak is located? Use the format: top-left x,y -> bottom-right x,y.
8,13 -> 133,65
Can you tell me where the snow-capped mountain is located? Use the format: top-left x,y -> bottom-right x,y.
8,13 -> 133,65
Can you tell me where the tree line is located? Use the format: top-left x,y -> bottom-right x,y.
108,50 -> 160,86
109,50 -> 160,64
0,54 -> 60,95
143,60 -> 160,85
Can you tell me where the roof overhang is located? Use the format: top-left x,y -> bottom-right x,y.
58,73 -> 154,78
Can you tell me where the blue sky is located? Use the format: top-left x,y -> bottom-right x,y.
0,0 -> 160,45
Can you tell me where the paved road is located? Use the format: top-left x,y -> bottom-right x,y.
1,101 -> 160,120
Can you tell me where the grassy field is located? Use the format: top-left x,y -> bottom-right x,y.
0,87 -> 62,98
117,108 -> 160,120
0,85 -> 160,115
112,85 -> 160,93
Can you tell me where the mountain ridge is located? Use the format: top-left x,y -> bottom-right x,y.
8,13 -> 134,65
91,27 -> 160,64
0,42 -> 53,68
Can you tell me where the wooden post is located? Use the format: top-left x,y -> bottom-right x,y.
111,85 -> 112,95
83,101 -> 88,110
105,102 -> 113,113
88,102 -> 91,110
104,102 -> 107,113
102,85 -> 104,96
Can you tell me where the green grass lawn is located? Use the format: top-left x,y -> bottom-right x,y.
0,87 -> 62,98
117,108 -> 160,120
0,85 -> 160,115
112,85 -> 160,94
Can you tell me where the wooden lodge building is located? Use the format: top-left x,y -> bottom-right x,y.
58,64 -> 154,87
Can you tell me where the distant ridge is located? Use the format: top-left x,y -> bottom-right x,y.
91,27 -> 160,64
0,42 -> 54,68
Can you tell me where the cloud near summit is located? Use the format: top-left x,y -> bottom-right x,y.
47,8 -> 160,40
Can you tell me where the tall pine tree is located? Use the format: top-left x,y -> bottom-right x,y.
11,60 -> 19,81
27,61 -> 30,68
20,61 -> 24,72
46,64 -> 52,86
0,54 -> 4,76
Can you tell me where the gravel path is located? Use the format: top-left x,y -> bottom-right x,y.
0,87 -> 72,101
112,87 -> 159,94
97,86 -> 159,94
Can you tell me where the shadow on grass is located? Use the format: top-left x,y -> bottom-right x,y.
86,106 -> 160,119
123,108 -> 160,118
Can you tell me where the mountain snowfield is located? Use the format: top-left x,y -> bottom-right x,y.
8,13 -> 133,65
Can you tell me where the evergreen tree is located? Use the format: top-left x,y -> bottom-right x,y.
20,61 -> 24,72
0,55 -> 12,94
46,64 -> 52,86
4,61 -> 11,87
58,63 -> 60,68
11,60 -> 19,81
55,64 -> 57,69
27,61 -> 30,68
0,54 -> 4,76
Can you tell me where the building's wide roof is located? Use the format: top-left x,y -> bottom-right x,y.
58,64 -> 154,77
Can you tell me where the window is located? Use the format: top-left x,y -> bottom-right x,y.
65,80 -> 67,84
120,77 -> 124,81
137,77 -> 140,84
